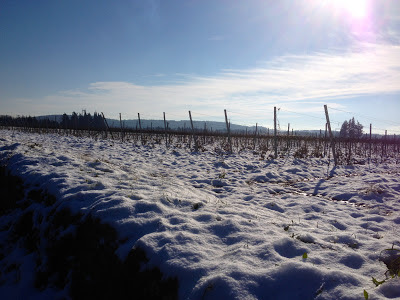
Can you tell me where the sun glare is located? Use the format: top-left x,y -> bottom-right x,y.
343,0 -> 368,18
325,0 -> 369,19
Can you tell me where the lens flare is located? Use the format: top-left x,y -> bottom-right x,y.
331,0 -> 369,19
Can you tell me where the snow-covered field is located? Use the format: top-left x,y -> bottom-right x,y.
0,129 -> 399,299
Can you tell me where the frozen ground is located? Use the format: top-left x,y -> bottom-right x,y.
0,129 -> 399,299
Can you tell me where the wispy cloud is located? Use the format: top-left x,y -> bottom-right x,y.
5,42 -> 400,125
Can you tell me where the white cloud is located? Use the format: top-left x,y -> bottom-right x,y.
3,42 -> 400,127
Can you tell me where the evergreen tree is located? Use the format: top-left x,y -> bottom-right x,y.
340,117 -> 363,138
71,112 -> 78,128
61,113 -> 70,128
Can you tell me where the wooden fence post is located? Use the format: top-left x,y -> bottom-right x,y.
323,105 -> 338,165
324,122 -> 328,157
253,123 -> 258,150
119,113 -> 123,142
382,130 -> 387,161
189,111 -> 198,151
137,113 -> 142,131
138,113 -> 143,143
274,106 -> 277,158
163,112 -> 168,147
101,112 -> 114,140
203,122 -> 207,145
369,124 -> 372,163
224,109 -> 232,152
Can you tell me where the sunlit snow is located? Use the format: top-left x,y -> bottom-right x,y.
0,130 -> 399,299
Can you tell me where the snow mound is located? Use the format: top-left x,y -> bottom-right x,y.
0,130 -> 399,299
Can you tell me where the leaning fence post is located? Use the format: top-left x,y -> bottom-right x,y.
324,122 -> 328,157
189,111 -> 198,151
323,105 -> 338,165
274,106 -> 278,158
224,109 -> 232,152
101,112 -> 114,140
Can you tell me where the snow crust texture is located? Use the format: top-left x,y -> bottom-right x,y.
0,130 -> 399,299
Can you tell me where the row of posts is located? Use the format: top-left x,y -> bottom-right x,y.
101,106 -> 388,165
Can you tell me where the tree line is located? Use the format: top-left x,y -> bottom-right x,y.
0,112 -> 106,130
60,112 -> 106,130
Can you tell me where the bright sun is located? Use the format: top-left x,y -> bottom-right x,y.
326,0 -> 369,19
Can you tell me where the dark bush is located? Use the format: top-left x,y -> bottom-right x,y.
0,166 -> 25,215
37,210 -> 178,299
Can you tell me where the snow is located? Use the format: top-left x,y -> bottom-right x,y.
0,129 -> 400,299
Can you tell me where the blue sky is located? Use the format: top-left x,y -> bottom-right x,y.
1,0 -> 399,133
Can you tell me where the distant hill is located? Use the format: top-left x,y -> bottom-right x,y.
107,119 -> 266,133
34,114 -> 344,136
35,114 -> 63,122
36,114 -> 268,133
